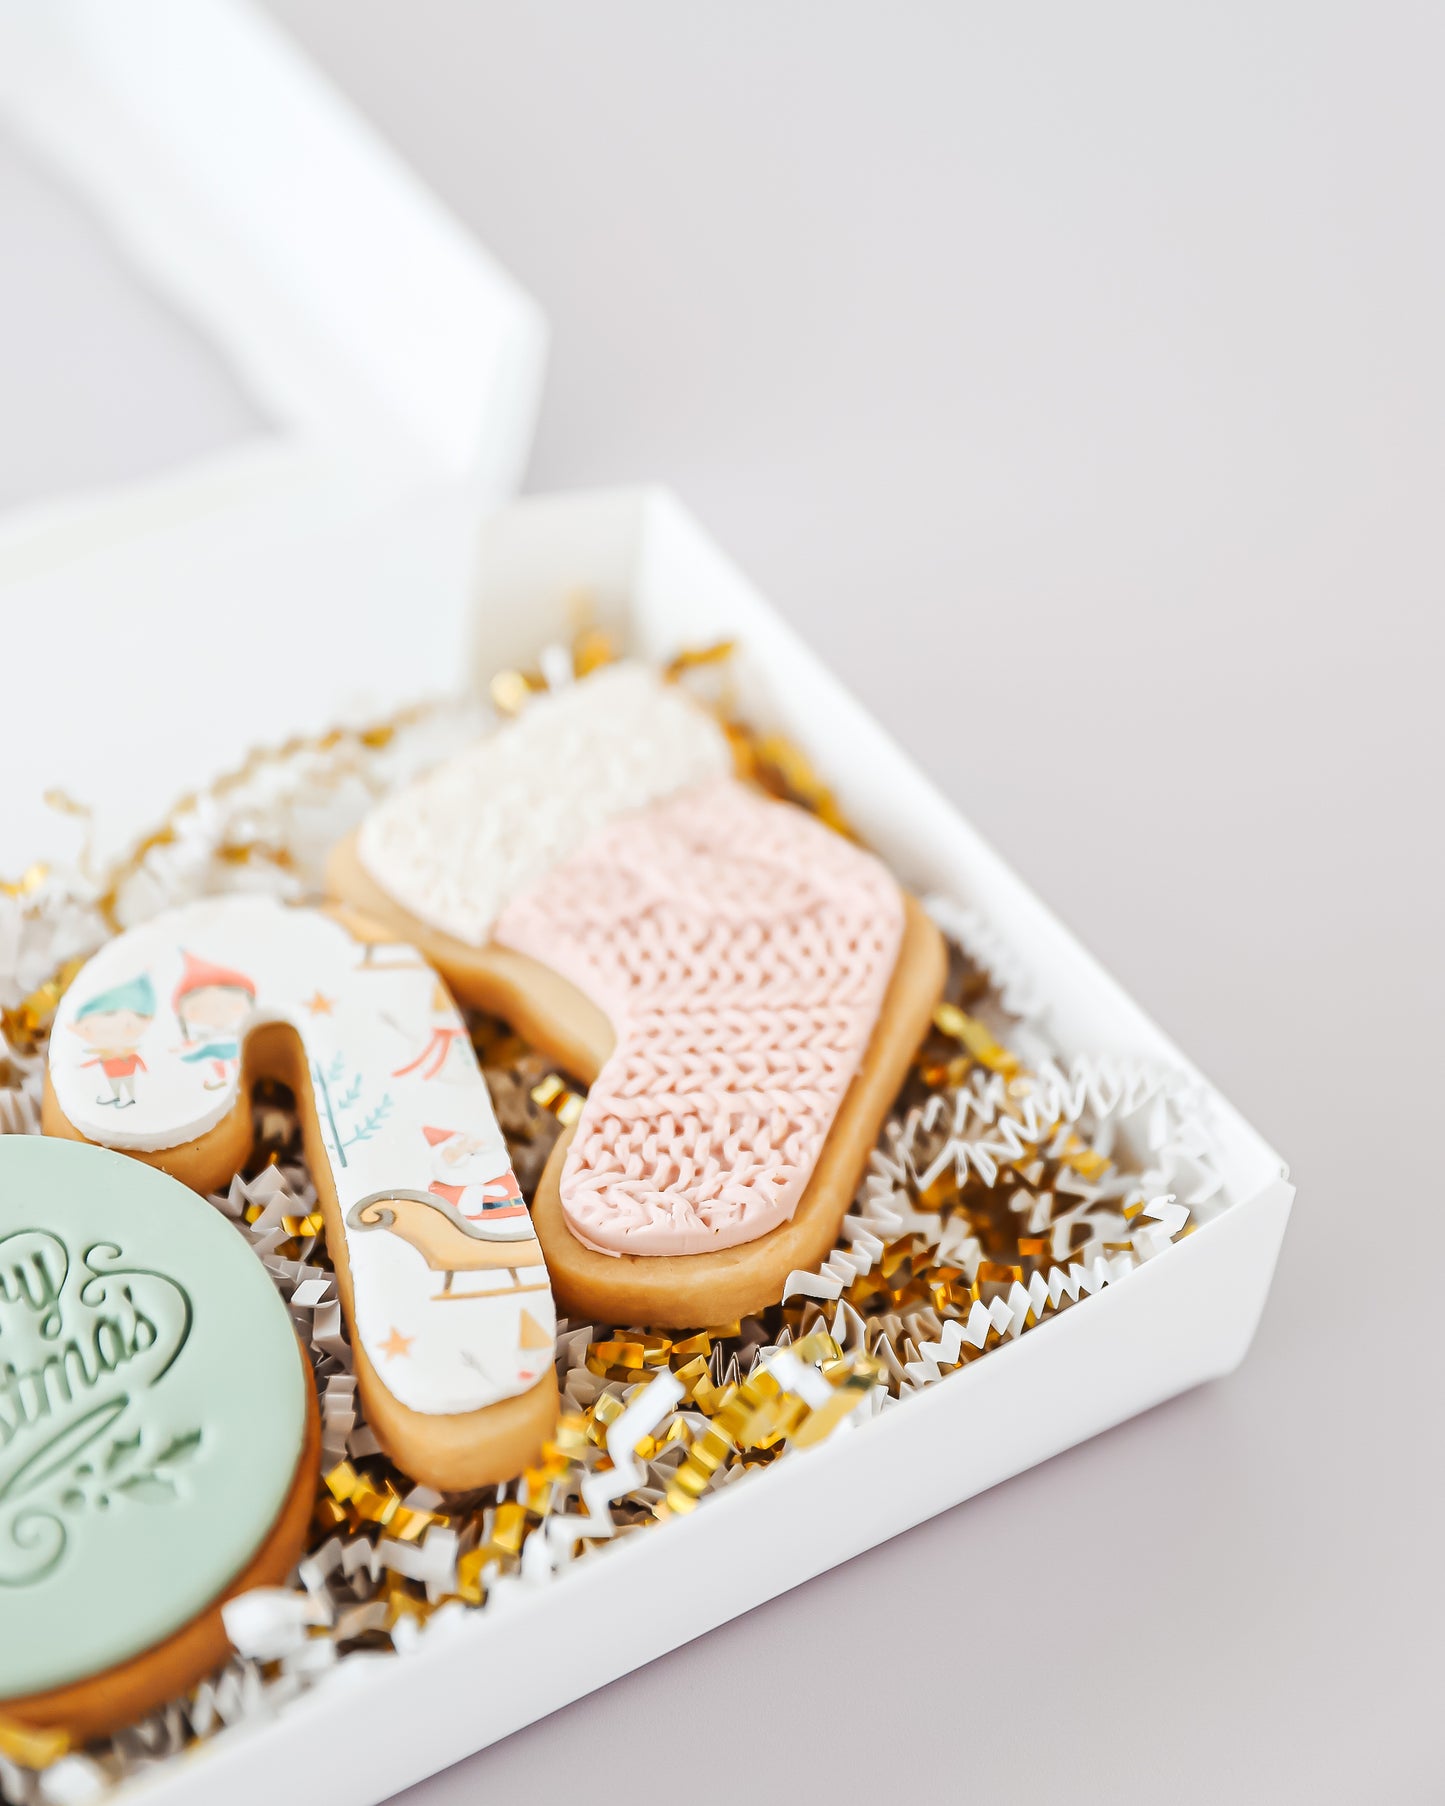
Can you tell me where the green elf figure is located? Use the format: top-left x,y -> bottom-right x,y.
173,952 -> 256,1091
68,973 -> 156,1108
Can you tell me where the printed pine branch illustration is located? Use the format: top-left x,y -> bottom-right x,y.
59,1427 -> 204,1514
313,1055 -> 393,1168
345,1100 -> 393,1147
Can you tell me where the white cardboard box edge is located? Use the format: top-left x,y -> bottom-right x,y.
0,0 -> 547,866
112,483 -> 1294,1805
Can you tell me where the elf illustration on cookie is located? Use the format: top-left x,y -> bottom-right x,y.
328,662 -> 947,1327
43,897 -> 558,1491
66,973 -> 155,1109
172,952 -> 255,1090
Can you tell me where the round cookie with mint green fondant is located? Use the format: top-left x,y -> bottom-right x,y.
0,1136 -> 316,1738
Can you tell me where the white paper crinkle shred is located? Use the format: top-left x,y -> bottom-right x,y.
925,893 -> 1046,1023
221,1590 -> 327,1663
0,1065 -> 42,1134
34,1757 -> 107,1806
783,894 -> 1223,1325
0,713 -> 1238,1805
784,1049 -> 1218,1316
0,874 -> 108,1015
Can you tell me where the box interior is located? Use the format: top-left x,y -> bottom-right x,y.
105,484 -> 1293,1806
471,488 -> 1288,1214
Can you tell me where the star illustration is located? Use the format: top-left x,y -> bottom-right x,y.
378,1326 -> 414,1360
304,991 -> 335,1016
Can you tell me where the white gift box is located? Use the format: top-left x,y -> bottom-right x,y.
0,6 -> 1293,1804
0,0 -> 543,868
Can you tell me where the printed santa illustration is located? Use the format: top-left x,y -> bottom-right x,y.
424,1124 -> 527,1220
346,1125 -> 546,1303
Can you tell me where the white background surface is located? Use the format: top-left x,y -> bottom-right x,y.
2,3 -> 1441,1801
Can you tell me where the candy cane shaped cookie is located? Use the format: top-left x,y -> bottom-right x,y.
327,663 -> 947,1327
43,897 -> 557,1490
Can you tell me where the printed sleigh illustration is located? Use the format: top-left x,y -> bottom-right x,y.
350,1121 -> 549,1303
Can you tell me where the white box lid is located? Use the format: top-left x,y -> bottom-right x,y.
0,0 -> 546,869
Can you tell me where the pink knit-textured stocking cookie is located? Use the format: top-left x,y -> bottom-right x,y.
493,778 -> 904,1257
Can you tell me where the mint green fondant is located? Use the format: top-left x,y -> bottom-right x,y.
0,1137 -> 307,1698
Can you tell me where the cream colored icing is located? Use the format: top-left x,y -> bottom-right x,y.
356,662 -> 733,947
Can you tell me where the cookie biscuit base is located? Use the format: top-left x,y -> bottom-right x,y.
42,1023 -> 559,1493
326,833 -> 947,1326
2,1350 -> 319,1744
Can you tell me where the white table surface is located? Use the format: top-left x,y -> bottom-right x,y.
3,3 -> 1440,1800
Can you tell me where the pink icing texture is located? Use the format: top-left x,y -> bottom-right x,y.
492,778 -> 905,1257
